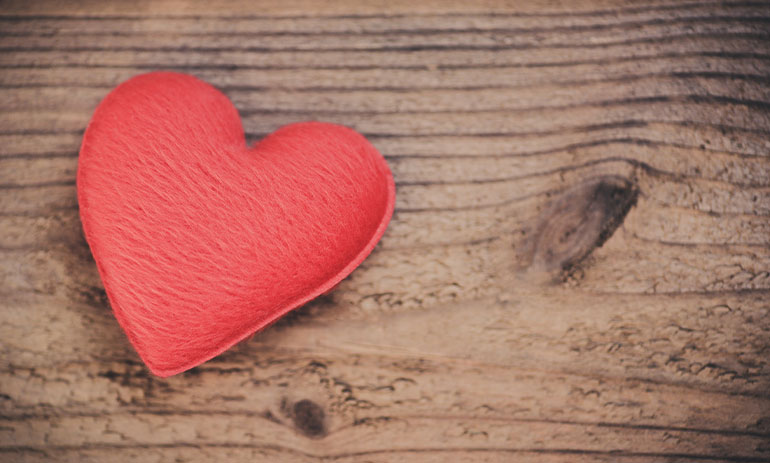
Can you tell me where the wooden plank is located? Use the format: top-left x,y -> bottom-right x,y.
0,0 -> 744,17
1,0 -> 769,461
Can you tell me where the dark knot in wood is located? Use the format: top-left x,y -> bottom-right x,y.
525,176 -> 638,276
291,399 -> 327,438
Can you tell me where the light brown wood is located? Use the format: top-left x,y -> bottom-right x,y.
1,1 -> 769,461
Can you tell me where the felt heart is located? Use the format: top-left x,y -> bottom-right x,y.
78,72 -> 395,377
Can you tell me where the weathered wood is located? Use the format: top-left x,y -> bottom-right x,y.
1,1 -> 769,461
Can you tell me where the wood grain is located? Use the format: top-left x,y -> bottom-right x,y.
1,1 -> 769,461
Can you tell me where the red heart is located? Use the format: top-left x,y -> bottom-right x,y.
77,72 -> 395,377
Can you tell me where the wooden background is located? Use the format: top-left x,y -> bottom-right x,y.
1,0 -> 769,461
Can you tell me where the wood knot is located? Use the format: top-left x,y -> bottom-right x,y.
523,176 -> 638,277
291,399 -> 327,438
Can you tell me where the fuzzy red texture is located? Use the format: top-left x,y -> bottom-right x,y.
77,72 -> 395,377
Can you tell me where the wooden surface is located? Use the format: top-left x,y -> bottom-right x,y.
1,0 -> 770,461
